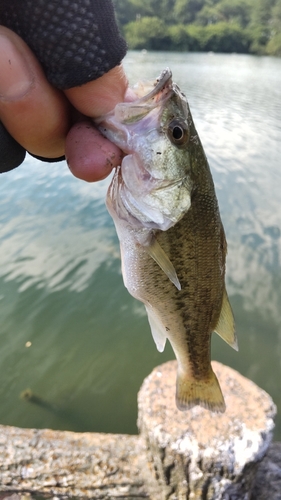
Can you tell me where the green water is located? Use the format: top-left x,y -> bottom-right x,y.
0,52 -> 281,438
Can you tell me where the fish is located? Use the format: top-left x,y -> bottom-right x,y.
96,68 -> 237,413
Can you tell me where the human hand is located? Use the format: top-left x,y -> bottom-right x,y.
0,26 -> 128,182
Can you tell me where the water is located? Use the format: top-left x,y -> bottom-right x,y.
0,52 -> 281,438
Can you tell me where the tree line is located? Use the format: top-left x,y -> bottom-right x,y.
112,0 -> 281,56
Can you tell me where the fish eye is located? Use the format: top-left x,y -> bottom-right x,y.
167,119 -> 189,146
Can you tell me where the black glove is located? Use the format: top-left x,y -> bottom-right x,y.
0,0 -> 127,173
0,123 -> 26,173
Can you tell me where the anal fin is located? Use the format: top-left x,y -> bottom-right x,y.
145,236 -> 181,291
214,289 -> 238,351
145,305 -> 167,352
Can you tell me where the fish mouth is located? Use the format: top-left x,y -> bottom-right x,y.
95,68 -> 173,130
95,68 -> 175,153
111,68 -> 174,125
133,68 -> 173,104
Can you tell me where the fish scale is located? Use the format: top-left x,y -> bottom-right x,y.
97,68 -> 238,412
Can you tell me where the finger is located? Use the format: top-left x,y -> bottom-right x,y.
65,120 -> 122,182
64,66 -> 128,182
64,65 -> 128,118
0,26 -> 71,158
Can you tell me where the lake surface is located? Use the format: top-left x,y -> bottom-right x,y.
0,51 -> 281,438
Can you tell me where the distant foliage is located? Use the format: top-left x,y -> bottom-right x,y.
125,17 -> 171,50
113,0 -> 281,56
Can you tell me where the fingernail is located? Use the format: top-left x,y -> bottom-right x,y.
0,34 -> 34,100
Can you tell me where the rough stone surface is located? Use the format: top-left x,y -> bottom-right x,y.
0,425 -> 148,499
251,442 -> 281,500
137,360 -> 276,500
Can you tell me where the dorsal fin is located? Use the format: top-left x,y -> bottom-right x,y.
214,289 -> 238,351
145,236 -> 181,290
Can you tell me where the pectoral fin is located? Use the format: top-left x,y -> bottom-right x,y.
214,289 -> 238,351
145,305 -> 167,352
145,237 -> 181,291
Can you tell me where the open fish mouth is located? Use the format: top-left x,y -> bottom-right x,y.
126,68 -> 172,104
95,68 -> 182,156
112,68 -> 174,126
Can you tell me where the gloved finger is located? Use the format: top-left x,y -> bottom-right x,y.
0,120 -> 26,173
0,0 -> 127,91
0,26 -> 71,161
0,119 -> 67,174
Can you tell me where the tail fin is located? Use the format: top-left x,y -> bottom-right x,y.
176,367 -> 226,413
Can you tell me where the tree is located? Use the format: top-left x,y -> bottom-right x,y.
185,22 -> 250,52
250,0 -> 276,26
196,0 -> 252,27
114,0 -> 281,56
215,0 -> 252,28
173,0 -> 205,24
203,22 -> 251,52
246,0 -> 276,54
119,0 -> 176,23
266,0 -> 281,55
112,0 -> 136,26
270,0 -> 281,33
266,33 -> 281,55
124,16 -> 171,50
168,24 -> 192,50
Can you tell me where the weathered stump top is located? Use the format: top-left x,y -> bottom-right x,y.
138,360 -> 276,499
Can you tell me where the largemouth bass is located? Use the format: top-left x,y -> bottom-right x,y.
97,69 -> 237,413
